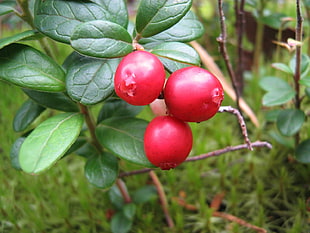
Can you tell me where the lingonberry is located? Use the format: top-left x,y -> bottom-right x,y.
164,66 -> 224,122
114,50 -> 166,106
144,116 -> 193,170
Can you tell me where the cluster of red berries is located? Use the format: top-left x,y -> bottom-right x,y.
114,50 -> 224,170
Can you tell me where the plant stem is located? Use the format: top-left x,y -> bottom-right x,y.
217,0 -> 241,110
294,0 -> 303,110
252,0 -> 266,73
149,170 -> 174,228
79,104 -> 103,154
15,0 -> 55,59
118,141 -> 272,178
116,179 -> 132,203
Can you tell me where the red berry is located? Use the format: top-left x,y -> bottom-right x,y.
164,66 -> 224,122
114,51 -> 166,106
144,116 -> 193,170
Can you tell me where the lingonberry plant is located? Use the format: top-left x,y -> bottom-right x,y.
0,0 -> 272,232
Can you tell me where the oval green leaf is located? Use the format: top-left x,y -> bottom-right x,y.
85,152 -> 119,189
271,63 -> 293,75
296,139 -> 310,163
0,2 -> 15,16
10,137 -> 26,170
90,0 -> 128,28
135,0 -> 192,38
139,11 -> 204,45
111,208 -> 134,233
97,98 -> 143,124
23,89 -> 79,112
0,43 -> 65,92
13,99 -> 46,132
96,117 -> 154,167
70,20 -> 133,58
151,42 -> 200,66
19,113 -> 84,174
0,30 -> 38,50
34,0 -> 110,43
66,53 -> 119,104
276,109 -> 305,136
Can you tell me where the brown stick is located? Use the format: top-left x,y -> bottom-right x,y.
116,179 -> 132,204
149,171 -> 175,228
190,41 -> 260,127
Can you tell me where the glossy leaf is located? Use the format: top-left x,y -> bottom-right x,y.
139,11 -> 204,45
158,57 -> 190,73
135,0 -> 192,37
96,117 -> 154,167
75,142 -> 98,158
66,53 -> 119,105
276,109 -> 305,136
85,152 -> 119,189
0,30 -> 38,50
0,44 -> 65,92
71,20 -> 133,58
13,99 -> 45,132
90,0 -> 128,28
151,42 -> 200,66
97,98 -> 143,124
132,185 -> 157,204
64,137 -> 87,156
34,0 -> 110,43
296,139 -> 310,163
290,54 -> 310,78
260,76 -> 295,106
23,89 -> 79,112
19,113 -> 84,174
268,130 -> 294,149
10,137 -> 26,170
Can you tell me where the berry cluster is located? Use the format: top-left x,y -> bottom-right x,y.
114,51 -> 224,170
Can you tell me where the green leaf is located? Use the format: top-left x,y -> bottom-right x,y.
299,76 -> 310,87
0,1 -> 15,16
64,137 -> 87,156
0,30 -> 38,50
75,142 -> 98,158
13,99 -> 45,132
97,98 -> 143,124
260,13 -> 289,29
296,139 -> 310,163
158,57 -> 190,73
276,109 -> 305,136
268,130 -> 294,149
109,183 -> 126,209
23,89 -> 79,112
10,137 -> 26,170
264,109 -> 282,122
96,117 -> 154,167
71,20 -> 133,58
84,152 -> 119,189
139,11 -> 204,45
132,185 -> 157,204
271,63 -> 293,75
0,44 -> 65,92
123,203 -> 136,220
34,0 -> 111,43
19,113 -> 84,174
135,0 -> 192,37
151,42 -> 200,66
260,76 -> 295,106
111,209 -> 134,233
65,53 -> 119,105
290,54 -> 310,78
90,0 -> 128,28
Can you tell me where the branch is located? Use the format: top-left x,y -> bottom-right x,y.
116,179 -> 132,203
218,106 -> 252,150
149,171 -> 174,228
119,141 -> 272,177
217,0 -> 241,110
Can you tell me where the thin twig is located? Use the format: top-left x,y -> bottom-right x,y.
186,141 -> 271,162
116,179 -> 132,203
217,0 -> 241,110
149,171 -> 175,228
294,0 -> 303,110
218,106 -> 253,150
119,141 -> 272,177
